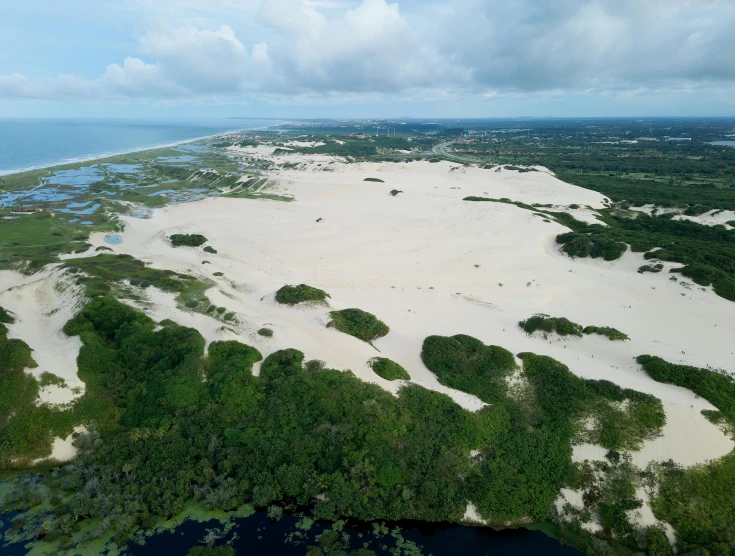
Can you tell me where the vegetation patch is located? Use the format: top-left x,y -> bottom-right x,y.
638,263 -> 664,273
520,314 -> 628,341
170,234 -> 208,247
369,357 -> 410,381
0,305 -> 14,324
363,177 -> 384,183
275,284 -> 330,305
203,246 -> 218,254
519,314 -> 583,337
328,308 -> 389,343
390,189 -> 403,197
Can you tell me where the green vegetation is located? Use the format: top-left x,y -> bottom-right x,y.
364,177 -> 384,183
328,309 -> 389,343
275,284 -> 330,305
519,314 -> 629,341
0,306 -> 13,323
519,314 -> 583,337
582,326 -> 630,341
38,372 -> 66,388
64,254 -> 211,310
170,234 -> 208,247
203,246 -> 218,254
257,328 -> 273,337
636,355 -> 734,423
0,323 -> 85,463
421,335 -> 516,403
369,357 -> 410,381
638,263 -> 664,273
390,189 -> 402,197
728,220 -> 735,227
553,211 -> 735,301
635,355 -> 735,554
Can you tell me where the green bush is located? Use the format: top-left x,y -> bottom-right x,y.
390,189 -> 402,196
582,326 -> 629,341
257,327 -> 273,337
421,335 -> 515,403
364,177 -> 384,183
636,355 -> 735,422
369,357 -> 410,381
203,246 -> 218,254
519,314 -> 583,337
328,308 -> 389,343
556,231 -> 627,261
275,284 -> 330,305
0,305 -> 13,323
169,233 -> 208,247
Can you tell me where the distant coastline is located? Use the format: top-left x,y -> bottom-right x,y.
0,118 -> 288,177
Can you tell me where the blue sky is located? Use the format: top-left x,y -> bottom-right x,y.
2,0 -> 735,118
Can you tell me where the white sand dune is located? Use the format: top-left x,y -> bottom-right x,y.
74,156 -> 735,472
0,266 -> 85,405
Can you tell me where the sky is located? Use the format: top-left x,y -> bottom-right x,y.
2,0 -> 735,119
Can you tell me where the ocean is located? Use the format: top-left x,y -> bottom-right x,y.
0,118 -> 280,175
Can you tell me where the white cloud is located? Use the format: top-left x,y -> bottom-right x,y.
2,0 -> 735,104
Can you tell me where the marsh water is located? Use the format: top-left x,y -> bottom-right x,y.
0,508 -> 581,555
0,118 -> 278,175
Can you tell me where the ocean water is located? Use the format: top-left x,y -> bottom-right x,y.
0,118 -> 278,175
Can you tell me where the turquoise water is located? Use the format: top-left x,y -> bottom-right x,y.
0,118 -> 279,175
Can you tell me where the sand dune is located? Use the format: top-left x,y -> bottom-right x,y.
73,156 -> 734,470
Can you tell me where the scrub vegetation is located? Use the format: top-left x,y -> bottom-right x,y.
170,234 -> 208,247
275,284 -> 330,305
519,314 -> 629,341
369,357 -> 410,381
328,309 -> 390,343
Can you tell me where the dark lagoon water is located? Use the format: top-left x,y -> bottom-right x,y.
0,118 -> 281,175
0,507 -> 581,555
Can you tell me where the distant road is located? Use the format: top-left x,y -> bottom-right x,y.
431,141 -> 478,164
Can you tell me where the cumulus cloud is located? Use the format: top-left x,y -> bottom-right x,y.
2,0 -> 735,103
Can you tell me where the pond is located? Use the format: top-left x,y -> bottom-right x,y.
104,234 -> 123,245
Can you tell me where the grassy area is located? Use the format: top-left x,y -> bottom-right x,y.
328,308 -> 389,343
275,284 -> 330,305
369,357 -> 410,381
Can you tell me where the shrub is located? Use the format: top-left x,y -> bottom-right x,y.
582,326 -> 630,341
390,189 -> 403,197
0,306 -> 13,324
275,284 -> 330,305
638,264 -> 663,274
216,307 -> 226,314
364,177 -> 384,183
328,308 -> 389,343
257,328 -> 273,337
556,232 -> 627,261
170,234 -> 208,247
203,246 -> 218,254
369,357 -> 410,381
304,359 -> 326,372
519,314 -> 583,337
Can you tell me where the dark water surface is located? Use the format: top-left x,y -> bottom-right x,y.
125,512 -> 581,555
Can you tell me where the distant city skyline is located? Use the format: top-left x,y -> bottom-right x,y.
2,0 -> 735,118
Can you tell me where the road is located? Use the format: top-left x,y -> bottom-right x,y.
431,141 -> 479,164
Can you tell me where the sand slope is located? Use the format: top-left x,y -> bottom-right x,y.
73,156 -> 733,471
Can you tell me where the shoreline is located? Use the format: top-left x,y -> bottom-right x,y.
0,120 -> 290,177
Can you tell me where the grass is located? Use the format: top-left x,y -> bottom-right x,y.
369,357 -> 410,381
364,177 -> 385,183
169,234 -> 207,247
257,328 -> 273,337
328,308 -> 389,343
275,284 -> 330,305
0,210 -> 113,271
